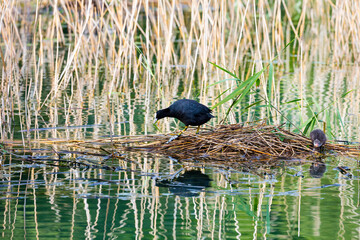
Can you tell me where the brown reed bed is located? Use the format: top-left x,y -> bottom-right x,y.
1,123 -> 359,171
111,124 -> 360,161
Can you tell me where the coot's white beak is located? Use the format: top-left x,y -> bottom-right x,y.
313,140 -> 321,148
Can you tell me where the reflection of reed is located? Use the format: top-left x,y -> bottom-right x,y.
33,175 -> 40,239
338,172 -> 346,239
297,168 -> 302,237
0,154 -> 359,238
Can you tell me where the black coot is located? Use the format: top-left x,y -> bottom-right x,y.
155,99 -> 214,138
310,129 -> 327,148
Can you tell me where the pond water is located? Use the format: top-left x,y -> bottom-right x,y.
1,61 -> 360,239
0,150 -> 359,239
1,85 -> 360,239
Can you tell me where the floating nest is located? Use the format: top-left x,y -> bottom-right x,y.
2,123 -> 359,173
7,123 -> 358,167
115,123 -> 360,161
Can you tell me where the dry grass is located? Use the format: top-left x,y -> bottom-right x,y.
1,123 -> 359,171
109,123 -> 360,161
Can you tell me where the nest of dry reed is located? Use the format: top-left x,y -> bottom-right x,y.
115,123 -> 360,161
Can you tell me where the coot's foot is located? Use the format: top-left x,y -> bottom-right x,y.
166,135 -> 179,144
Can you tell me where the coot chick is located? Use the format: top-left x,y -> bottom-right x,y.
155,99 -> 214,139
310,129 -> 327,149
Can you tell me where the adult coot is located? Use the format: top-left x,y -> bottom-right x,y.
155,99 -> 214,139
310,129 -> 327,149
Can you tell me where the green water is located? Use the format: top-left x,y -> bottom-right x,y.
1,153 -> 359,239
1,59 -> 360,238
1,62 -> 360,239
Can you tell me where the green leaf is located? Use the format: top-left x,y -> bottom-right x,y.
135,44 -> 154,77
336,108 -> 346,136
341,89 -> 354,98
232,69 -> 264,107
303,116 -> 317,135
242,100 -> 263,111
214,88 -> 231,101
282,98 -> 302,104
209,61 -> 239,79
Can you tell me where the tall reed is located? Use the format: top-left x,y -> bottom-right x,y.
0,0 -> 359,141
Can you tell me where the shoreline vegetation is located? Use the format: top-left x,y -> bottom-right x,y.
0,0 -> 359,143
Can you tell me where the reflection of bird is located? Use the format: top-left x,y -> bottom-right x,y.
175,170 -> 212,187
156,170 -> 212,197
154,99 -> 214,138
309,162 -> 326,178
310,129 -> 327,149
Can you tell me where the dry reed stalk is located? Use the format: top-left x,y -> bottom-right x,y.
0,1 -> 360,143
106,124 -> 360,161
2,125 -> 359,172
7,123 -> 356,166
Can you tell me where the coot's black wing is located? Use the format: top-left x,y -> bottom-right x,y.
170,99 -> 213,126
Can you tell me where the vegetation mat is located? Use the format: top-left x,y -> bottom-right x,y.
2,124 -> 360,170
113,124 -> 360,161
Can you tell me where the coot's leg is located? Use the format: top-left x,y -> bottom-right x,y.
196,126 -> 201,134
166,125 -> 189,143
177,125 -> 189,137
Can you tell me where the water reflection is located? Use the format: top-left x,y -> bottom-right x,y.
0,153 -> 359,239
156,169 -> 212,197
309,161 -> 326,178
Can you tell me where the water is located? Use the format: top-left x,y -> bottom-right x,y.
1,60 -> 360,238
1,149 -> 359,239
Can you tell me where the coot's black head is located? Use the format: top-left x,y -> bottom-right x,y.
155,108 -> 170,122
310,129 -> 327,148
